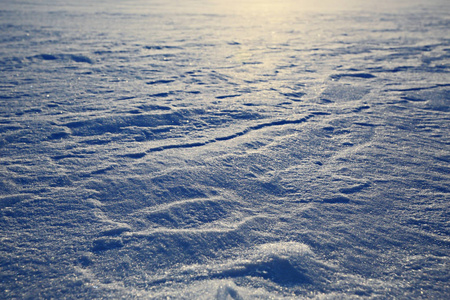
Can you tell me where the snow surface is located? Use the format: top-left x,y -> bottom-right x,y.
1,0 -> 449,298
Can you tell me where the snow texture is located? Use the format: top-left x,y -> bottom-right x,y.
1,0 -> 449,299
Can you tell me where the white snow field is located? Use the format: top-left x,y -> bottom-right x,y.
1,0 -> 449,298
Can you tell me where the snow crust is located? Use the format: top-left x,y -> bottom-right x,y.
1,0 -> 449,298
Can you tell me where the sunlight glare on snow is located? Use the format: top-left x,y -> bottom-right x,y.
215,0 -> 352,16
223,0 -> 294,16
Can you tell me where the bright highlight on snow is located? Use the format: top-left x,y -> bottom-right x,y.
0,0 -> 449,299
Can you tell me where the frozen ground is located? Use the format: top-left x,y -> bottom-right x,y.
0,0 -> 449,298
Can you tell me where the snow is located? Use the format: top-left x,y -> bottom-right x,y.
1,0 -> 449,298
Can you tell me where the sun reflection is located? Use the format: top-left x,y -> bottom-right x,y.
213,0 -> 357,16
220,0 -> 296,17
